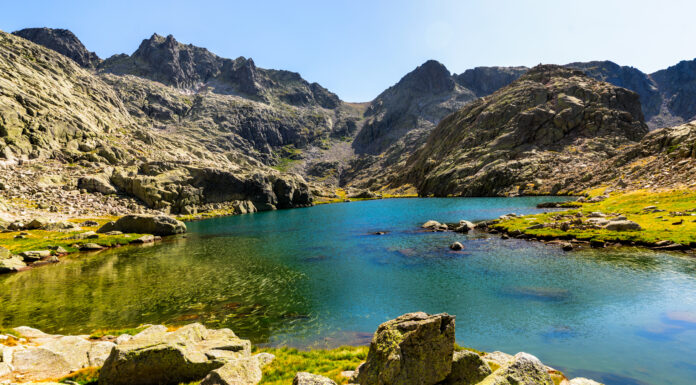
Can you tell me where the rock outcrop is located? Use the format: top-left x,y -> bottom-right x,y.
293,372 -> 337,385
478,352 -> 554,385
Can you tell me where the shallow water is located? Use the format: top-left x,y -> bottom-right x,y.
2,197 -> 696,385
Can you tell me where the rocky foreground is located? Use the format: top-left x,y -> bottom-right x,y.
0,312 -> 601,385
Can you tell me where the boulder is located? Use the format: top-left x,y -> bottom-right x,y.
0,256 -> 26,273
450,242 -> 464,251
41,335 -> 92,369
254,352 -> 275,368
293,372 -> 337,385
78,175 -> 118,195
19,250 -> 51,262
482,351 -> 513,368
9,346 -> 73,380
569,378 -> 603,385
454,220 -> 475,233
25,218 -> 49,230
97,214 -> 186,236
422,220 -> 442,229
98,323 -> 251,385
200,357 -> 262,385
443,350 -> 492,385
355,312 -> 455,385
131,234 -> 155,244
478,352 -> 553,385
43,221 -> 80,231
604,220 -> 642,231
88,340 -> 117,367
80,243 -> 104,251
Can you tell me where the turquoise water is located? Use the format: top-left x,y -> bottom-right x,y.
1,197 -> 696,385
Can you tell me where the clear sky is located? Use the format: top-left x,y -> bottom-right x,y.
1,0 -> 694,101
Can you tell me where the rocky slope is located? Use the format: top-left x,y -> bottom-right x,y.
566,120 -> 696,192
390,65 -> 648,196
0,30 -> 314,218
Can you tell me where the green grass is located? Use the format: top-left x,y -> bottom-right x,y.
0,228 -> 145,254
493,189 -> 696,246
256,346 -> 368,385
176,208 -> 236,222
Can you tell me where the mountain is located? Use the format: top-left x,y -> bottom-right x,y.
389,65 -> 648,196
0,30 -> 317,217
342,61 -> 527,190
12,27 -> 101,68
100,33 -> 340,109
568,60 -> 696,129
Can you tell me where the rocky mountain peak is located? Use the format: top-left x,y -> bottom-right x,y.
12,27 -> 101,68
397,59 -> 455,95
454,66 -> 529,97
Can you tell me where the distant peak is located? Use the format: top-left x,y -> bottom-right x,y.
396,59 -> 454,94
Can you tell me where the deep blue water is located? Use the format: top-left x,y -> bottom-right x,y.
2,197 -> 696,385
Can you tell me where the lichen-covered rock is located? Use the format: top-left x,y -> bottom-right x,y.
97,214 -> 186,236
478,352 -> 554,385
293,372 -> 337,385
443,350 -> 492,385
200,357 -> 263,385
98,323 -> 251,385
355,312 -> 455,385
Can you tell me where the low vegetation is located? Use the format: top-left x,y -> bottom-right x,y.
493,188 -> 696,246
255,346 -> 368,385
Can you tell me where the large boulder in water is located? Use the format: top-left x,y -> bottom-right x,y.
98,323 -> 251,385
97,214 -> 186,236
355,312 -> 455,385
478,352 -> 554,385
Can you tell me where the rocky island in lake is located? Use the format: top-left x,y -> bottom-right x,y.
2,2 -> 696,385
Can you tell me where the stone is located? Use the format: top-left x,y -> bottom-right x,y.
19,250 -> 51,262
98,323 -> 251,385
12,326 -> 50,338
478,352 -> 553,385
98,214 -> 186,236
443,350 -> 492,385
200,357 -> 263,385
80,243 -> 104,251
454,220 -> 475,233
0,362 -> 11,376
88,340 -> 116,367
41,335 -> 92,369
131,234 -> 155,244
604,220 -> 642,231
355,312 -> 455,385
81,220 -> 100,227
450,242 -> 464,251
482,351 -> 513,367
25,218 -> 49,230
10,346 -> 73,380
569,378 -> 603,385
293,372 -> 337,385
0,256 -> 26,273
43,221 -> 80,231
254,352 -> 275,368
422,220 -> 442,229
78,175 -> 118,195
561,242 -> 573,251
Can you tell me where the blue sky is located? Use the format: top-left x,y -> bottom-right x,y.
1,0 -> 694,101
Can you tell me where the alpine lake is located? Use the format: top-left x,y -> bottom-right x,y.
1,197 -> 695,385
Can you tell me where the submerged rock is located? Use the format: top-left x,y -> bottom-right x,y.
0,256 -> 26,273
450,242 -> 464,251
355,312 -> 455,385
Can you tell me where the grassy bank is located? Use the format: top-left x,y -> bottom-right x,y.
0,217 -> 145,255
492,188 -> 696,247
